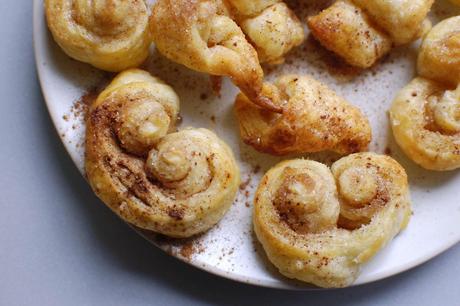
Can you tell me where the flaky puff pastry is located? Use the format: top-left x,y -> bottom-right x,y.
308,0 -> 433,68
85,69 -> 240,238
228,1 -> 305,64
234,75 -> 371,155
418,16 -> 460,87
390,78 -> 460,171
254,153 -> 411,288
45,0 -> 151,72
150,0 -> 280,112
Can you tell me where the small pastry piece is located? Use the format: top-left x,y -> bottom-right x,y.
234,75 -> 371,155
351,0 -> 434,45
307,1 -> 392,68
150,0 -> 280,112
307,0 -> 433,68
254,153 -> 411,288
418,16 -> 460,86
390,78 -> 460,171
85,69 -> 240,238
45,0 -> 151,72
232,1 -> 305,64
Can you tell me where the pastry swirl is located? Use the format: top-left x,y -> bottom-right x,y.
254,153 -> 411,288
308,0 -> 433,68
45,0 -> 151,72
418,16 -> 460,87
390,78 -> 460,171
150,0 -> 280,112
85,69 -> 240,237
234,75 -> 371,155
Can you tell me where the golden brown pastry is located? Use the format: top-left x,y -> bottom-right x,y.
307,1 -> 392,68
308,0 -> 433,68
150,0 -> 280,112
85,69 -> 240,238
391,17 -> 460,171
228,1 -> 305,64
390,78 -> 460,171
254,153 -> 411,288
45,0 -> 151,72
449,0 -> 460,6
418,16 -> 460,87
234,75 -> 371,155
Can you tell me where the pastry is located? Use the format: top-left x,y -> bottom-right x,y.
150,0 -> 280,112
391,17 -> 460,171
45,0 -> 151,72
418,16 -> 460,86
234,75 -> 371,155
390,78 -> 460,171
308,0 -> 433,68
85,69 -> 240,238
254,153 -> 411,288
228,1 -> 305,64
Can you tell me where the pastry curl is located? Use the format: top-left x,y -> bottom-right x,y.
234,75 -> 371,155
418,16 -> 460,86
150,0 -> 280,112
45,0 -> 151,72
254,153 -> 411,288
85,69 -> 240,238
230,1 -> 305,64
307,0 -> 433,68
390,78 -> 460,171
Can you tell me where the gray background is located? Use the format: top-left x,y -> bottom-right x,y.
1,1 -> 459,305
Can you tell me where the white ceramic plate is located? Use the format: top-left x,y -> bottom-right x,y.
34,0 -> 460,289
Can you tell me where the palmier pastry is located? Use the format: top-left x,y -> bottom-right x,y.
391,17 -> 460,171
390,78 -> 460,171
85,69 -> 240,238
418,16 -> 460,87
227,0 -> 305,64
254,153 -> 411,288
234,75 -> 371,155
308,0 -> 433,68
45,0 -> 151,72
150,0 -> 280,112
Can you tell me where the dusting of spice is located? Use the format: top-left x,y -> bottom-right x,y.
210,75 -> 222,97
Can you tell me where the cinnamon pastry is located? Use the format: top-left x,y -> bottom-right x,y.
418,16 -> 460,87
390,17 -> 460,171
308,0 -> 433,68
234,75 -> 371,155
227,1 -> 305,64
150,0 -> 280,112
45,0 -> 151,72
254,153 -> 411,288
85,69 -> 240,238
390,78 -> 460,171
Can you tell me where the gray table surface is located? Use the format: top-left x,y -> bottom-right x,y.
1,1 -> 459,305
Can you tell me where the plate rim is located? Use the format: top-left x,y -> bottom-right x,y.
33,0 -> 460,290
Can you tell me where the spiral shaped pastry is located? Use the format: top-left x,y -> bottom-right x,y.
390,78 -> 460,171
418,16 -> 460,87
234,75 -> 371,155
254,153 -> 411,288
45,0 -> 151,72
150,0 -> 280,112
308,0 -> 433,68
227,0 -> 305,64
85,69 -> 240,237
